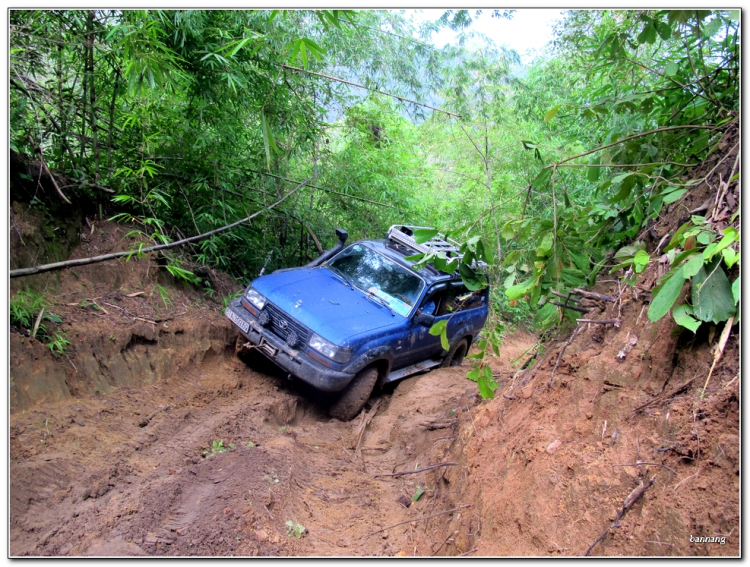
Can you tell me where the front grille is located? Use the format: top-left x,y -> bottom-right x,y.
263,303 -> 310,348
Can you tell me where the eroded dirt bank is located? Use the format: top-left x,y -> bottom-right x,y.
9,218 -> 739,557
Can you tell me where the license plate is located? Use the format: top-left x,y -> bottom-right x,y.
226,308 -> 250,333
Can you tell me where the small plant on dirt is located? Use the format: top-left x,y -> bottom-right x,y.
46,331 -> 71,357
109,335 -> 116,341
152,284 -> 173,309
285,520 -> 306,539
246,441 -> 255,448
229,443 -> 236,450
279,426 -> 287,434
203,440 -> 227,456
10,291 -> 48,329
222,290 -> 243,310
412,486 -> 425,502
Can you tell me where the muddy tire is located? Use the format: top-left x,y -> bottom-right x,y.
329,367 -> 379,421
441,338 -> 468,368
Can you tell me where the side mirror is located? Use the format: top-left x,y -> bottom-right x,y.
413,311 -> 435,327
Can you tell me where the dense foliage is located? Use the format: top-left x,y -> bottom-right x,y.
10,9 -> 740,399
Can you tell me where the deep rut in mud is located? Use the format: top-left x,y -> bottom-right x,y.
10,336 -> 515,557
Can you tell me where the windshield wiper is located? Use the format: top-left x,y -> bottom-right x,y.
327,266 -> 354,289
365,290 -> 395,317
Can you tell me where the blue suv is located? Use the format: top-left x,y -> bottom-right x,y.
225,225 -> 489,420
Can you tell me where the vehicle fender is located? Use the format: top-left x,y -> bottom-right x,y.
345,345 -> 393,378
448,324 -> 477,350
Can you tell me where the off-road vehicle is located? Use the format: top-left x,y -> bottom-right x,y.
225,225 -> 489,420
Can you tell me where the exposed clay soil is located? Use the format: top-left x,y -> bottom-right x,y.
9,183 -> 740,557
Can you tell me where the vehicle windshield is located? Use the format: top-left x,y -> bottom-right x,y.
326,244 -> 424,317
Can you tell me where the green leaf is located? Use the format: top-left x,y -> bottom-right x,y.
732,275 -> 740,304
614,245 -> 638,260
412,488 -> 425,502
536,232 -> 554,257
428,319 -> 448,337
466,368 -> 480,382
477,366 -> 497,399
637,22 -> 657,44
458,263 -> 486,292
662,189 -> 687,204
722,248 -> 738,269
672,304 -> 701,333
648,266 -> 686,322
413,228 -> 439,244
534,302 -> 559,331
503,272 -> 516,290
506,277 -> 536,300
692,259 -> 735,323
440,331 -> 450,351
587,157 -> 601,182
682,254 -> 704,278
633,250 -> 650,273
665,61 -> 679,76
532,168 -> 552,189
544,104 -> 562,123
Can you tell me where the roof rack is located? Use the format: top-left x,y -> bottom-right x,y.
386,225 -> 487,270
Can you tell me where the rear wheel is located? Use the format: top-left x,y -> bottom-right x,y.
441,338 -> 468,368
329,366 -> 379,421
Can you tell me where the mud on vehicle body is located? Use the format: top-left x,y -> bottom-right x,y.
225,225 -> 489,420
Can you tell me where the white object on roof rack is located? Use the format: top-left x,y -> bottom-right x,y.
386,225 -> 461,256
386,225 -> 488,270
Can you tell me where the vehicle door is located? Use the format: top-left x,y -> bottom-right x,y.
391,283 -> 446,368
439,282 -> 489,347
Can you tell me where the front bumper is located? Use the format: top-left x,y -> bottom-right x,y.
225,298 -> 355,392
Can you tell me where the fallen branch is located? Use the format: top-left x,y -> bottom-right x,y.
374,462 -> 458,478
548,325 -> 582,388
570,289 -> 617,302
701,316 -> 734,399
550,301 -> 592,314
366,504 -> 471,537
10,178 -> 310,278
632,378 -> 695,414
418,419 -> 457,430
576,318 -> 622,326
584,476 -> 655,556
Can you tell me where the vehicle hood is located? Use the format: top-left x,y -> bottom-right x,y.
251,267 -> 401,346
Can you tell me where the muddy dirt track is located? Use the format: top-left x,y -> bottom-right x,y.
10,333 -> 531,557
9,218 -> 740,557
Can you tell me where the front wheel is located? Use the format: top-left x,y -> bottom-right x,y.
329,367 -> 379,421
441,338 -> 468,368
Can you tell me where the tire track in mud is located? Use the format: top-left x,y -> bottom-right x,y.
10,333 -> 533,557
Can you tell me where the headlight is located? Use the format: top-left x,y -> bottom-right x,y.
309,333 -> 352,363
245,288 -> 266,310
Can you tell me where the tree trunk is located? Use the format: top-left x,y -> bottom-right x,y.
87,10 -> 99,179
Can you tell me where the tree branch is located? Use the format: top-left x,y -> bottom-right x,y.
10,178 -> 311,278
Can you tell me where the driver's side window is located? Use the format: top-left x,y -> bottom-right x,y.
419,286 -> 445,316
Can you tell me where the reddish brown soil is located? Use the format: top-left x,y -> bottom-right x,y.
9,218 -> 739,557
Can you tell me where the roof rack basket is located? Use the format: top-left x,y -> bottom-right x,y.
386,225 -> 488,270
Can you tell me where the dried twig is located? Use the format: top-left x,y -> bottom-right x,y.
31,308 -> 45,339
366,505 -> 472,538
632,378 -> 695,414
374,462 -> 458,478
457,547 -> 479,557
550,301 -> 592,314
701,316 -> 734,399
570,289 -> 617,302
355,399 -> 381,462
418,419 -> 457,430
576,318 -> 621,326
548,325 -> 582,387
612,461 -> 676,475
584,476 -> 656,556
